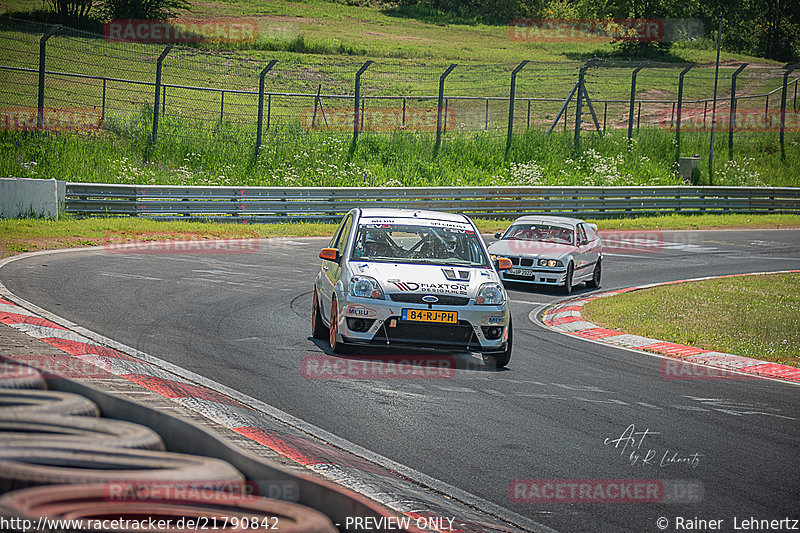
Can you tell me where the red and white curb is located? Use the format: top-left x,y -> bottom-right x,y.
0,279 -> 546,533
539,270 -> 800,384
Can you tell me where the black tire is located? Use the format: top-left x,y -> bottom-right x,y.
586,259 -> 602,289
484,318 -> 512,369
0,414 -> 165,451
328,297 -> 352,354
560,262 -> 574,295
0,389 -> 99,417
0,360 -> 46,390
0,443 -> 244,493
0,483 -> 338,533
311,287 -> 328,340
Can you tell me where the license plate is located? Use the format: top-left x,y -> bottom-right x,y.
401,309 -> 457,324
507,268 -> 535,277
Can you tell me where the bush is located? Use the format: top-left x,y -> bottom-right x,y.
100,0 -> 190,21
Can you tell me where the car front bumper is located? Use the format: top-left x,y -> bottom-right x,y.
500,267 -> 568,285
335,296 -> 510,354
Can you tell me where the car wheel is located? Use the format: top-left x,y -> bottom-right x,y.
586,259 -> 602,289
311,288 -> 328,340
483,319 -> 512,369
560,262 -> 574,295
328,297 -> 351,354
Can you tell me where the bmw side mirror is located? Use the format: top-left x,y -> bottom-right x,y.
494,232 -> 502,239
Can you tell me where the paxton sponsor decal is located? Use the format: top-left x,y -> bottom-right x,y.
345,305 -> 377,318
388,280 -> 469,295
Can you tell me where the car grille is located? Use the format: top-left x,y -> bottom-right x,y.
389,293 -> 470,306
372,320 -> 481,349
506,257 -> 534,267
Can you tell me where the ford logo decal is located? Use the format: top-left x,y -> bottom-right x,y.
422,295 -> 439,303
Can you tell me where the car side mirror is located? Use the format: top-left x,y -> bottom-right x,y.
496,257 -> 513,270
494,232 -> 502,239
319,248 -> 340,263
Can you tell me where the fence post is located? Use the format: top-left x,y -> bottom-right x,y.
101,78 -> 106,122
780,64 -> 799,160
603,102 -> 607,132
728,63 -> 747,160
151,44 -> 173,145
627,63 -> 647,145
485,98 -> 489,130
674,64 -> 693,162
161,86 -> 166,115
527,99 -> 531,129
573,62 -> 588,151
433,64 -> 457,157
37,24 -> 61,128
256,60 -> 278,154
505,60 -> 528,160
352,61 -> 372,149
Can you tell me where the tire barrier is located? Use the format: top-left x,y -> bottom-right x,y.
0,360 -> 46,390
0,444 -> 245,493
0,389 -> 99,417
0,483 -> 338,533
0,415 -> 166,451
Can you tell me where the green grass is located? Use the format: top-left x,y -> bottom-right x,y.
582,273 -> 800,367
2,214 -> 798,258
2,119 -> 798,187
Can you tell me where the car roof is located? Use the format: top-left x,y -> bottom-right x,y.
357,208 -> 470,224
510,215 -> 584,227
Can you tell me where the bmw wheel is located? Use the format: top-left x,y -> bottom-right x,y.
586,259 -> 602,289
560,262 -> 574,295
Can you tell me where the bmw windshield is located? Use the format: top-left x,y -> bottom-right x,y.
502,224 -> 574,245
351,222 -> 489,268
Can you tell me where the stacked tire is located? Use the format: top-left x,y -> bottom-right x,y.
0,357 -> 337,532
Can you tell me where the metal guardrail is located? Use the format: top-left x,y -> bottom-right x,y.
65,184 -> 800,222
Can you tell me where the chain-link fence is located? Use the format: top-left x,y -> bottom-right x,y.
1,17 -> 798,158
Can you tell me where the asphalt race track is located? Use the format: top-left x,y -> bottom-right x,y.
2,228 -> 799,532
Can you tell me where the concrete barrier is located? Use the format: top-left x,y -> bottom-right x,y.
0,177 -> 63,219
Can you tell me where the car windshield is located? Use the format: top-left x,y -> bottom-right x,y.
502,224 -> 574,245
351,222 -> 489,267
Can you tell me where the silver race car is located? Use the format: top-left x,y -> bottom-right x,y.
487,215 -> 603,294
312,208 -> 514,367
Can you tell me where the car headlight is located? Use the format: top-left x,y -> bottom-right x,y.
537,258 -> 564,267
350,276 -> 384,299
476,282 -> 505,305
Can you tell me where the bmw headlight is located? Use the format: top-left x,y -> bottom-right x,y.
350,276 -> 384,299
537,258 -> 564,267
476,282 -> 505,305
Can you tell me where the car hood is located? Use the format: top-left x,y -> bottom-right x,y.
349,261 -> 496,297
487,239 -> 574,259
